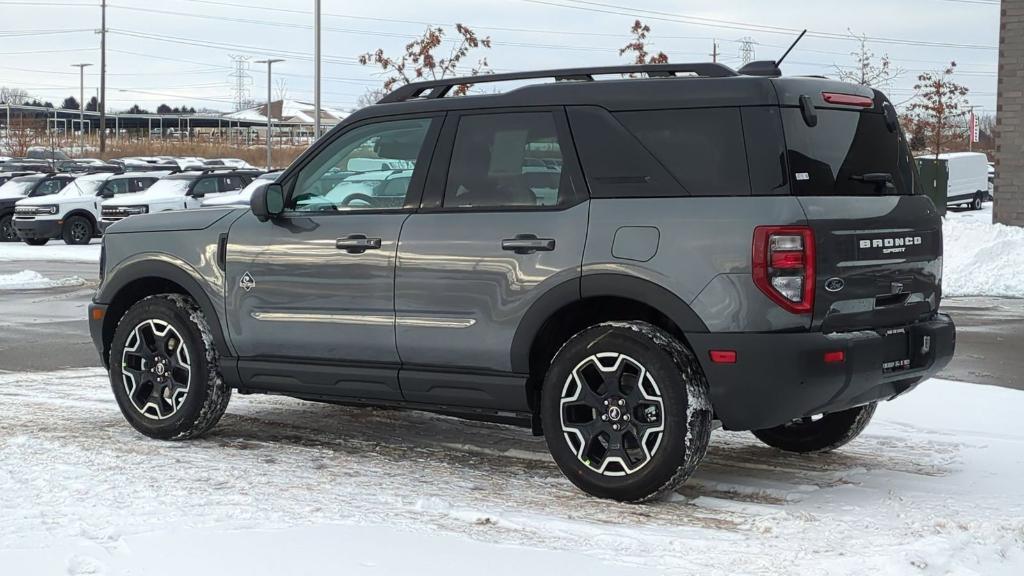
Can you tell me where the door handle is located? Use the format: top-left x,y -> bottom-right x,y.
336,235 -> 382,254
501,234 -> 556,255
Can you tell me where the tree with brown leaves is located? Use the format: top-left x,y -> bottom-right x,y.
359,24 -> 492,97
910,62 -> 970,159
620,20 -> 669,65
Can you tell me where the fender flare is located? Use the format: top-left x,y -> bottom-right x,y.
509,273 -> 708,373
96,257 -> 231,356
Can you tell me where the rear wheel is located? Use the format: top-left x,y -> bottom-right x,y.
752,403 -> 876,453
109,294 -> 231,440
62,215 -> 92,245
0,214 -> 15,242
541,321 -> 712,502
23,238 -> 49,246
971,194 -> 984,211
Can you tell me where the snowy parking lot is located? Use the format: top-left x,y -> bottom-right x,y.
0,370 -> 1022,575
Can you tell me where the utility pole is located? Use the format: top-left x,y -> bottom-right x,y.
99,0 -> 107,154
710,39 -> 719,63
255,59 -> 284,171
71,63 -> 92,156
314,0 -> 321,141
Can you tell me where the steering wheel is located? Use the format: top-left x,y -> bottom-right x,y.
341,193 -> 376,208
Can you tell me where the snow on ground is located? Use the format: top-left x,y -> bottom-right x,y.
943,204 -> 1024,299
1,370 -> 1022,575
0,240 -> 101,263
0,270 -> 85,290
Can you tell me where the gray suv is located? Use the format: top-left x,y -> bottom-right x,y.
89,63 -> 955,502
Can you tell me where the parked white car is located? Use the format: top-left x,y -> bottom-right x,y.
202,171 -> 281,207
13,172 -> 165,245
100,169 -> 258,229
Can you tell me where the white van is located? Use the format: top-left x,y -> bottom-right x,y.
917,152 -> 990,211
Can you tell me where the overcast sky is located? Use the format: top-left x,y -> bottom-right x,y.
0,0 -> 1000,114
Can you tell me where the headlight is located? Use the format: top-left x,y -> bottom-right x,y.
103,205 -> 149,216
14,205 -> 58,215
124,206 -> 149,215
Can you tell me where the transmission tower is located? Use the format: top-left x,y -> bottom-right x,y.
739,37 -> 756,65
228,55 -> 254,111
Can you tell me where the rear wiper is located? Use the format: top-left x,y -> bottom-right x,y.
850,172 -> 895,191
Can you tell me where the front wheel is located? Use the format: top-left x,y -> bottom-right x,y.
23,238 -> 49,246
62,215 -> 92,245
0,214 -> 15,242
541,321 -> 712,502
752,403 -> 876,454
109,294 -> 231,440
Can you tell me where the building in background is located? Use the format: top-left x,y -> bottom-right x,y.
224,100 -> 348,139
995,0 -> 1024,227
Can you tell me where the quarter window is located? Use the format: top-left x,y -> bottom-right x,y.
443,112 -> 568,209
290,118 -> 431,212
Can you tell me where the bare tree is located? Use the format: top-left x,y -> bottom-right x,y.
620,20 -> 669,65
2,113 -> 45,157
910,62 -> 970,158
835,31 -> 902,90
356,88 -> 387,109
359,24 -> 492,96
0,86 -> 30,105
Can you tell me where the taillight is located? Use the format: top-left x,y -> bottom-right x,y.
753,226 -> 815,314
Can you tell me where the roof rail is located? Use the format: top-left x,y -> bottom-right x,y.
378,62 -> 739,103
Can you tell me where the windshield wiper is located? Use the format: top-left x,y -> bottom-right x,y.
850,172 -> 895,192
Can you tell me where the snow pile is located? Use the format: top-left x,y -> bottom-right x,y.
943,206 -> 1024,298
1,370 -> 1022,575
0,241 -> 101,263
0,270 -> 85,290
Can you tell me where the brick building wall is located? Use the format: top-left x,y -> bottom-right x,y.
995,0 -> 1024,226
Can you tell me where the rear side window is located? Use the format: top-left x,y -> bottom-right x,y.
219,176 -> 245,192
443,112 -> 568,209
782,108 -> 915,196
615,108 -> 750,196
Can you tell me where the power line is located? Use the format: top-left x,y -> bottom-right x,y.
521,0 -> 998,50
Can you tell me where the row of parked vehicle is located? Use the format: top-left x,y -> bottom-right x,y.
0,154 -> 463,244
0,160 -> 271,245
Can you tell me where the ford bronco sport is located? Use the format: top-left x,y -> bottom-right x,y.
89,63 -> 955,502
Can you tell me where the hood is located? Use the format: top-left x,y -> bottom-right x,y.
104,207 -> 242,234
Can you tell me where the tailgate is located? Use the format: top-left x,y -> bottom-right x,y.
799,195 -> 942,332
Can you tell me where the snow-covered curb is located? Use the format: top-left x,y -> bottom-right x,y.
0,370 -> 1022,575
0,270 -> 86,290
943,206 -> 1024,298
0,240 -> 101,263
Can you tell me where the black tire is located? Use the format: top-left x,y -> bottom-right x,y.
22,238 -> 49,246
0,213 -> 15,242
752,402 -> 877,454
971,194 -> 984,211
541,321 -> 712,502
62,215 -> 92,245
109,294 -> 231,440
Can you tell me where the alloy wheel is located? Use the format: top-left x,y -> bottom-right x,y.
120,319 -> 192,420
559,352 -> 665,476
70,220 -> 89,243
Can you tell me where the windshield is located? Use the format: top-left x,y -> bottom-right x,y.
0,179 -> 39,198
140,179 -> 192,197
63,178 -> 106,196
782,108 -> 918,196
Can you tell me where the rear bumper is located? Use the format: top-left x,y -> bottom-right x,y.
13,219 -> 61,240
687,314 -> 956,431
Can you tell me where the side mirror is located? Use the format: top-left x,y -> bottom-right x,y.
98,187 -> 114,199
190,189 -> 205,199
252,183 -> 285,222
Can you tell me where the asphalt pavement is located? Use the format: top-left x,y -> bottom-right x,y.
1,258 -> 1022,391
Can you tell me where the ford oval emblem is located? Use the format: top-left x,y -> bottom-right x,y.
825,277 -> 845,293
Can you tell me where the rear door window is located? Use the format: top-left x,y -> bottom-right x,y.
219,176 -> 245,192
193,178 -> 218,195
614,108 -> 750,196
782,108 -> 916,196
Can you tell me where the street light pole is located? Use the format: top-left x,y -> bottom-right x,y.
314,0 -> 321,141
255,59 -> 284,171
71,63 -> 92,156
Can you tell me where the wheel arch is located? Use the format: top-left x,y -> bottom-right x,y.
512,273 -> 709,422
96,258 -> 230,367
62,209 -> 99,236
